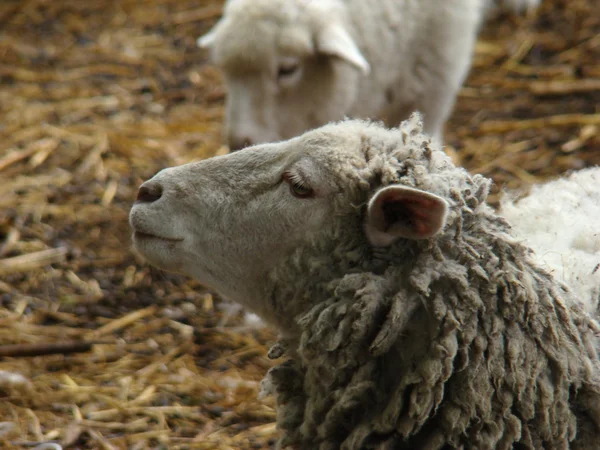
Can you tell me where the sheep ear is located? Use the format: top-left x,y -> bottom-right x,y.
316,24 -> 370,74
197,26 -> 219,48
365,185 -> 449,246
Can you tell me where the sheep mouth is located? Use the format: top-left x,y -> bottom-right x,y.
133,231 -> 183,242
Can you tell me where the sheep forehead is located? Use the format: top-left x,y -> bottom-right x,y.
212,8 -> 313,72
263,123 -> 370,176
215,0 -> 340,68
292,121 -> 374,166
190,117 -> 460,203
170,122 -> 366,196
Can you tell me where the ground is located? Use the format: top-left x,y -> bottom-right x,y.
0,0 -> 598,449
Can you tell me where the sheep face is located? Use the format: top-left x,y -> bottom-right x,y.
129,118 -> 449,328
130,135 -> 351,323
198,0 -> 369,151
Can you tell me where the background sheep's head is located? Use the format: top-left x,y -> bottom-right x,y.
198,0 -> 370,151
129,115 -> 459,332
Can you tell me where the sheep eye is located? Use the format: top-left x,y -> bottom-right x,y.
277,63 -> 299,80
290,181 -> 313,198
283,172 -> 314,198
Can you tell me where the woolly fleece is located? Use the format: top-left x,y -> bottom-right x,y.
261,117 -> 600,449
500,168 -> 600,315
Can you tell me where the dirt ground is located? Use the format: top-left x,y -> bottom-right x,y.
0,0 -> 598,448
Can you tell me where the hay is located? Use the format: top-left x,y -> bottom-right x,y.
0,0 -> 598,448
446,0 -> 600,202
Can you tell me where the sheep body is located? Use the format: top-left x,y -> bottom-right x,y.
130,115 -> 600,449
198,0 -> 539,149
500,168 -> 600,315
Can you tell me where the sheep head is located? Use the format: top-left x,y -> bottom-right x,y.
197,0 -> 369,151
129,114 -> 452,332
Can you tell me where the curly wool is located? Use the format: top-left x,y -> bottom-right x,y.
262,116 -> 600,449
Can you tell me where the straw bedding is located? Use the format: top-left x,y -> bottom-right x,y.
0,0 -> 598,448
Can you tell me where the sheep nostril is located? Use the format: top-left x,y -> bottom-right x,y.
136,183 -> 163,203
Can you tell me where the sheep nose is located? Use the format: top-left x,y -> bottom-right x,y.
136,181 -> 163,203
228,137 -> 253,152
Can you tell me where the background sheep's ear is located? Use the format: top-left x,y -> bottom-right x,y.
197,26 -> 219,48
365,185 -> 448,246
316,23 -> 370,74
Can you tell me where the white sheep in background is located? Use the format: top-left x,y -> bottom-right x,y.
197,0 -> 540,150
129,115 -> 599,449
500,168 -> 600,315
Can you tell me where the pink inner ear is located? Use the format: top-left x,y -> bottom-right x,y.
369,187 -> 448,242
392,195 -> 437,235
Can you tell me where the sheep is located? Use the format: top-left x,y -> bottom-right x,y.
197,0 -> 541,150
129,114 -> 600,449
499,168 -> 600,315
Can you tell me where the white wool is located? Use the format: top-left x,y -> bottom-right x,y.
198,0 -> 540,149
500,167 -> 600,313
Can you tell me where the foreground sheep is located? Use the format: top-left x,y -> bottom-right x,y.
198,0 -> 540,149
129,115 -> 600,449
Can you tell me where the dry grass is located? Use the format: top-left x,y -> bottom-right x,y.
0,0 -> 598,448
